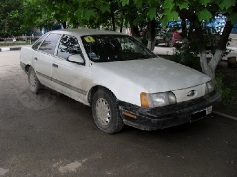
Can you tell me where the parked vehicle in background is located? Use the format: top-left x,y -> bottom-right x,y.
155,16 -> 226,48
20,29 -> 219,134
205,14 -> 226,34
155,28 -> 182,47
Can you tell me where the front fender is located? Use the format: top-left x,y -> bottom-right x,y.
87,78 -> 146,107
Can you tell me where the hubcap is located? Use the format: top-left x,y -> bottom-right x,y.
95,98 -> 111,126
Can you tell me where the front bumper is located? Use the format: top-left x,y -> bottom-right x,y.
118,91 -> 220,131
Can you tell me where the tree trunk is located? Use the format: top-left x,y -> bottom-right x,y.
111,12 -> 116,31
179,9 -> 234,81
147,19 -> 156,51
120,18 -> 123,33
62,21 -> 67,29
181,18 -> 187,38
200,51 -> 215,79
110,2 -> 116,31
199,20 -> 233,80
192,21 -> 214,78
130,25 -> 141,41
208,20 -> 233,76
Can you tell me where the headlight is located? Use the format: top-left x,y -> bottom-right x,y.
206,80 -> 215,94
140,91 -> 177,108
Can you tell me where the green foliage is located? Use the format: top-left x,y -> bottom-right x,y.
20,0 -> 237,57
197,9 -> 213,21
21,0 -> 237,35
163,0 -> 173,10
129,0 -> 237,25
23,0 -> 120,30
216,73 -> 233,106
169,41 -> 202,71
134,0 -> 143,8
221,87 -> 232,105
219,0 -> 236,10
121,0 -> 130,6
229,13 -> 237,23
199,0 -> 213,6
0,0 -> 28,37
0,41 -> 31,46
178,2 -> 189,9
147,8 -> 157,20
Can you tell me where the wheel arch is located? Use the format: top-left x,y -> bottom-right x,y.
87,85 -> 116,106
25,64 -> 31,74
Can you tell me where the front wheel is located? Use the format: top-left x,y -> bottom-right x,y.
28,67 -> 42,94
92,89 -> 124,134
168,39 -> 174,47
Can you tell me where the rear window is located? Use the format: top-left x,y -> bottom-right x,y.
32,35 -> 46,50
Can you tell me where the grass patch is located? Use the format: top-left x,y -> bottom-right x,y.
0,42 -> 31,46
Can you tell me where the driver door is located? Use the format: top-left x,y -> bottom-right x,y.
51,34 -> 87,102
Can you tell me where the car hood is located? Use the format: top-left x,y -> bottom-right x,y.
93,57 -> 210,93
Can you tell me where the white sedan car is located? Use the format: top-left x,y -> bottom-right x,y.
20,29 -> 219,133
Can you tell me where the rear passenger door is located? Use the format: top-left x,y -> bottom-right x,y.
33,33 -> 61,87
51,34 -> 87,102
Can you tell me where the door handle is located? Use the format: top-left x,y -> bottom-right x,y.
34,57 -> 38,61
52,63 -> 58,68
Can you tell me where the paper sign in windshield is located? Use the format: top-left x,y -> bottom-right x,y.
84,36 -> 95,43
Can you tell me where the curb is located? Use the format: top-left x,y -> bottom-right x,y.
0,47 -> 21,52
213,111 -> 237,121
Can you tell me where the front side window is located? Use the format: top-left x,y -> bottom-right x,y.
57,35 -> 82,59
38,33 -> 61,55
81,35 -> 156,62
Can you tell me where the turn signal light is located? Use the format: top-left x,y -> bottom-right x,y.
140,92 -> 150,108
122,112 -> 137,119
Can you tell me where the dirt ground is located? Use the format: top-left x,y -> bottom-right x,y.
1,51 -> 237,177
215,61 -> 237,117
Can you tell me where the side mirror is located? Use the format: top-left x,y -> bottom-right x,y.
67,54 -> 84,64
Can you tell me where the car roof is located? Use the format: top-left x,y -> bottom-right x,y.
51,28 -> 127,37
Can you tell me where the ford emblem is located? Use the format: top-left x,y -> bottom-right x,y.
187,90 -> 196,97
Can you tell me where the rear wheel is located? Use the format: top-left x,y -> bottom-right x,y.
28,67 -> 42,94
168,39 -> 174,47
92,89 -> 124,134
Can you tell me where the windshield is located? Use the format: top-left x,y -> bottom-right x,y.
81,35 -> 156,62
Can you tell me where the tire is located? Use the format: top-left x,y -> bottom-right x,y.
92,89 -> 124,134
28,67 -> 42,94
168,39 -> 174,47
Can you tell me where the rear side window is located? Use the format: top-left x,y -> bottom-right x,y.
57,35 -> 82,59
32,35 -> 45,50
38,33 -> 61,55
